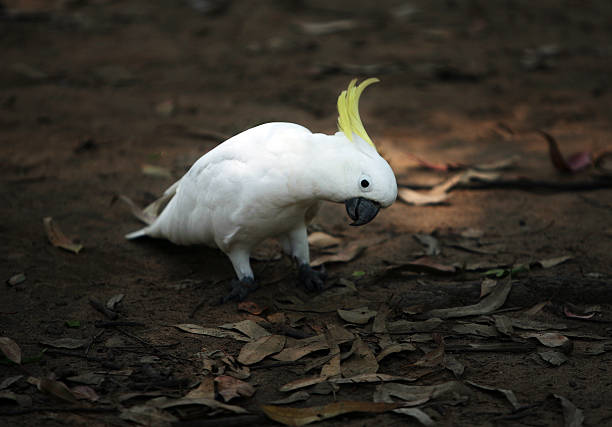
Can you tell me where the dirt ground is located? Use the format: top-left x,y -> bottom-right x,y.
2,0 -> 612,426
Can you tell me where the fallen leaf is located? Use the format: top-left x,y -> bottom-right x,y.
398,188 -> 452,205
480,278 -> 498,297
238,301 -> 266,315
539,350 -> 568,366
120,405 -> 178,426
387,318 -> 443,334
71,385 -> 99,402
40,337 -> 89,349
413,234 -> 441,256
273,336 -> 328,362
311,240 -> 368,267
466,381 -> 520,410
474,155 -> 520,171
238,334 -> 286,365
524,301 -> 551,316
443,355 -> 465,377
400,257 -> 457,274
155,99 -> 175,116
42,217 -> 82,254
409,334 -> 444,368
269,391 -> 311,405
64,320 -> 80,328
185,377 -> 215,399
536,255 -> 572,269
341,338 -> 378,377
174,324 -> 250,342
563,306 -> 595,320
330,373 -> 417,384
215,375 -> 255,402
553,394 -> 585,427
376,381 -> 473,404
37,378 -> 78,403
337,307 -> 377,325
320,329 -> 341,379
307,232 -> 342,249
376,343 -> 417,362
279,376 -> 328,393
0,375 -> 23,390
519,332 -> 571,349
0,337 -> 21,364
220,320 -> 271,340
494,315 -> 514,336
261,401 -> 404,426
426,277 -> 512,318
460,227 -> 485,239
66,372 -> 104,386
6,273 -> 26,286
106,294 -> 124,310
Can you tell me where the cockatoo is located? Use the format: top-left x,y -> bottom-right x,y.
126,78 -> 397,302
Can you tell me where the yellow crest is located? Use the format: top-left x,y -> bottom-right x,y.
337,77 -> 379,149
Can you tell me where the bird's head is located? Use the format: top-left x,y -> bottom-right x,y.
335,78 -> 397,226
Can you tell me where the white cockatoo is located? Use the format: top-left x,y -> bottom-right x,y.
126,78 -> 397,302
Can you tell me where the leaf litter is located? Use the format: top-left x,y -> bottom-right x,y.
42,217 -> 83,254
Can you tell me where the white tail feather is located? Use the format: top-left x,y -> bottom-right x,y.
125,227 -> 151,240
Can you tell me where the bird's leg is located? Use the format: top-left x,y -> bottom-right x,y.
285,226 -> 327,292
222,247 -> 258,303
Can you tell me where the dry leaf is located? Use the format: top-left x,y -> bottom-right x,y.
6,273 -> 26,286
376,381 -> 472,404
466,381 -> 520,410
71,385 -> 99,402
400,257 -> 457,274
273,336 -> 328,362
539,350 -> 568,366
237,334 -> 286,365
215,375 -> 255,402
376,344 -> 417,362
536,255 -> 572,269
38,378 -> 78,403
452,323 -> 499,338
409,334 -> 445,368
66,372 -> 104,386
297,20 -> 358,36
443,355 -> 465,377
238,301 -> 267,315
474,155 -> 520,171
426,278 -> 512,318
308,232 -> 342,249
480,278 -> 498,297
341,338 -> 378,377
269,391 -> 311,405
493,315 -> 514,335
0,337 -> 21,364
320,330 -> 341,379
337,307 -> 377,325
120,404 -> 178,426
185,377 -> 215,399
40,337 -> 89,349
279,376 -> 328,393
0,391 -> 32,406
43,217 -> 82,254
311,240 -> 368,267
174,324 -> 250,342
539,130 -> 592,174
519,332 -> 571,349
262,401 -> 404,426
220,319 -> 271,340
0,375 -> 23,390
553,394 -> 585,427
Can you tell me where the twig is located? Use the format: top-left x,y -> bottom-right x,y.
89,298 -> 118,320
95,321 -> 146,328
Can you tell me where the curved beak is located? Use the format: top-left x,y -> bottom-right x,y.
345,197 -> 380,226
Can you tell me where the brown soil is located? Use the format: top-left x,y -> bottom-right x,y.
1,1 -> 612,426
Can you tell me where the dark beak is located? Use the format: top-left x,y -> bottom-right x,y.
345,197 -> 380,226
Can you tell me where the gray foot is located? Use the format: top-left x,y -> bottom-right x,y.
221,277 -> 258,304
298,264 -> 327,292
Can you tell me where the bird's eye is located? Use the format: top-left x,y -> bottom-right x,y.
359,174 -> 372,192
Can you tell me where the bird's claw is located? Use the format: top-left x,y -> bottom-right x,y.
298,264 -> 327,292
220,277 -> 258,304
